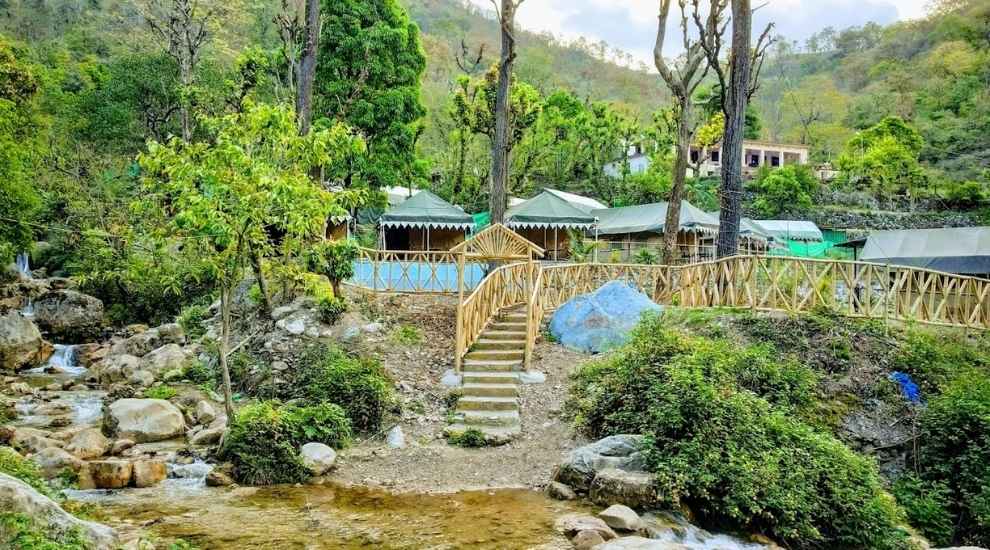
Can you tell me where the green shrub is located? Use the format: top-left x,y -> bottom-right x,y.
0,447 -> 53,499
142,385 -> 177,400
448,428 -> 488,447
181,360 -> 214,385
316,295 -> 347,324
0,512 -> 90,550
568,316 -> 908,549
633,248 -> 658,265
220,400 -> 352,485
390,324 -> 422,346
282,345 -> 394,432
304,239 -> 359,294
892,475 -> 954,546
892,329 -> 990,395
911,371 -> 990,546
177,303 -> 210,340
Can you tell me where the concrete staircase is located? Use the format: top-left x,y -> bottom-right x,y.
447,308 -> 527,443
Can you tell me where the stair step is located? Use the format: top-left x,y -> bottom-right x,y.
491,321 -> 527,330
456,396 -> 519,412
473,339 -> 526,351
482,330 -> 527,341
462,383 -> 519,398
463,359 -> 523,373
500,313 -> 527,322
456,409 -> 520,427
465,350 -> 524,361
446,423 -> 521,442
463,371 -> 520,384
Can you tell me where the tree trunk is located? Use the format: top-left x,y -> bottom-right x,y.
249,245 -> 273,316
716,0 -> 754,259
296,0 -> 320,135
662,95 -> 692,265
179,59 -> 193,141
489,0 -> 518,225
218,285 -> 235,419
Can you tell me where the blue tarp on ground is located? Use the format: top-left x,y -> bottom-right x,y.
549,280 -> 663,353
349,260 -> 485,292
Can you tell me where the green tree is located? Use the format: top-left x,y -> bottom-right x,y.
751,165 -> 818,217
315,0 -> 427,188
837,116 -> 928,200
0,37 -> 43,266
138,102 -> 366,416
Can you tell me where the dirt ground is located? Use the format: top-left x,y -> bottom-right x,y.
334,289 -> 592,493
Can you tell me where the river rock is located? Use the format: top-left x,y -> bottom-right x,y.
94,353 -> 142,384
128,369 -> 155,387
109,439 -> 134,455
140,343 -> 190,378
573,529 -> 607,550
110,323 -> 184,358
31,447 -> 84,478
555,513 -> 617,541
132,459 -> 167,488
75,343 -> 109,367
0,472 -> 117,549
11,427 -> 63,453
205,469 -> 235,487
88,460 -> 133,489
546,481 -> 577,500
300,442 -> 337,476
189,425 -> 225,446
32,289 -> 104,341
590,468 -> 659,510
595,536 -> 690,549
386,425 -> 405,449
195,400 -> 217,425
0,310 -> 48,371
105,398 -> 186,443
65,428 -> 111,460
599,504 -> 642,532
554,435 -> 647,493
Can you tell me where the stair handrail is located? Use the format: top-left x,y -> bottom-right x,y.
524,264 -> 545,371
455,261 -> 530,372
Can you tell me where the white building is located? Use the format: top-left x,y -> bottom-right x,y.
605,140 -> 811,179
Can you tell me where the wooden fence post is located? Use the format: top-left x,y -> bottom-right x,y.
454,251 -> 465,373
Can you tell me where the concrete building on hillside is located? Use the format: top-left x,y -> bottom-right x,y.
605,140 -> 810,179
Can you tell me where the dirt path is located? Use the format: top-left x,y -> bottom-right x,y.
336,290 -> 591,493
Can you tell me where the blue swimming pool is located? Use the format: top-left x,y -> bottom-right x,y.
349,260 -> 486,292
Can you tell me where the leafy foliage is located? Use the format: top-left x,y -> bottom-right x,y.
750,165 -> 819,217
278,345 -> 394,432
220,400 -> 351,485
0,447 -> 53,499
447,428 -> 489,447
177,303 -> 211,341
304,239 -> 359,294
568,315 -> 908,548
142,385 -> 178,400
316,295 -> 348,325
0,513 -> 90,550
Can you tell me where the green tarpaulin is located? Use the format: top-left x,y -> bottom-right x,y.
593,201 -> 717,236
379,190 -> 474,230
861,227 -> 990,274
506,191 -> 597,229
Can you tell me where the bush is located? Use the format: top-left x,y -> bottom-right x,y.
181,360 -> 213,385
891,329 -> 990,395
0,447 -> 53,499
0,512 -> 90,550
911,371 -> 990,546
568,316 -> 908,549
942,180 -> 987,209
633,248 -> 657,265
279,345 -> 394,432
892,475 -> 954,546
750,165 -> 818,217
142,385 -> 177,400
177,303 -> 210,341
316,295 -> 347,324
447,428 -> 488,447
220,400 -> 352,485
304,240 -> 359,294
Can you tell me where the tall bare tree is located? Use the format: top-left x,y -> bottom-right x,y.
693,0 -> 773,258
296,0 -> 320,135
653,0 -> 724,265
142,0 -> 217,141
489,0 -> 525,224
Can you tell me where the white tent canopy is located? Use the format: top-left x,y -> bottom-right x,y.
861,227 -> 990,275
755,220 -> 824,242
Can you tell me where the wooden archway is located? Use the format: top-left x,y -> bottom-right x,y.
450,223 -> 545,261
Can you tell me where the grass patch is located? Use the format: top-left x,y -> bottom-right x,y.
0,512 -> 90,550
447,428 -> 489,447
0,447 -> 54,499
142,385 -> 178,400
390,324 -> 422,346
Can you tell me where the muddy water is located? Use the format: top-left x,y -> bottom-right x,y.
72,484 -> 586,549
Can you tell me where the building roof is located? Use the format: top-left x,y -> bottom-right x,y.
754,220 -> 824,242
592,201 -> 718,236
379,190 -> 474,230
544,188 -> 609,214
708,212 -> 771,242
383,186 -> 422,207
860,227 -> 990,275
506,191 -> 597,229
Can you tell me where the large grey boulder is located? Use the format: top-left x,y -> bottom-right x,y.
32,289 -> 104,342
30,447 -> 84,478
65,428 -> 110,460
554,435 -> 648,493
300,442 -> 337,476
599,504 -> 642,532
554,513 -> 618,541
0,310 -> 48,372
92,353 -> 141,384
140,343 -> 190,378
595,536 -> 688,549
105,398 -> 186,443
590,468 -> 660,510
0,472 -> 117,549
110,323 -> 184,357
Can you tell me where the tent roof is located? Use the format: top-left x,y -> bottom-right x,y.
379,190 -> 474,230
544,188 -> 608,214
754,220 -> 824,242
860,227 -> 990,275
383,186 -> 422,207
506,191 -> 597,229
592,201 -> 717,236
708,212 -> 771,241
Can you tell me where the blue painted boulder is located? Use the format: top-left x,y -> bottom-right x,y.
549,280 -> 662,353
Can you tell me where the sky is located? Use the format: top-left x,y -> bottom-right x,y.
467,0 -> 931,66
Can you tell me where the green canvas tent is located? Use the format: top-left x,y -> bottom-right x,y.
860,227 -> 990,275
379,190 -> 474,230
593,201 -> 718,236
506,191 -> 597,229
755,220 -> 824,242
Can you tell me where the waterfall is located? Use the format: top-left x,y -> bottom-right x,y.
15,251 -> 31,278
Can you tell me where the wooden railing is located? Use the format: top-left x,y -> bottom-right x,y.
539,263 -> 676,309
455,262 -> 532,372
524,265 -> 545,370
349,248 -> 485,293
